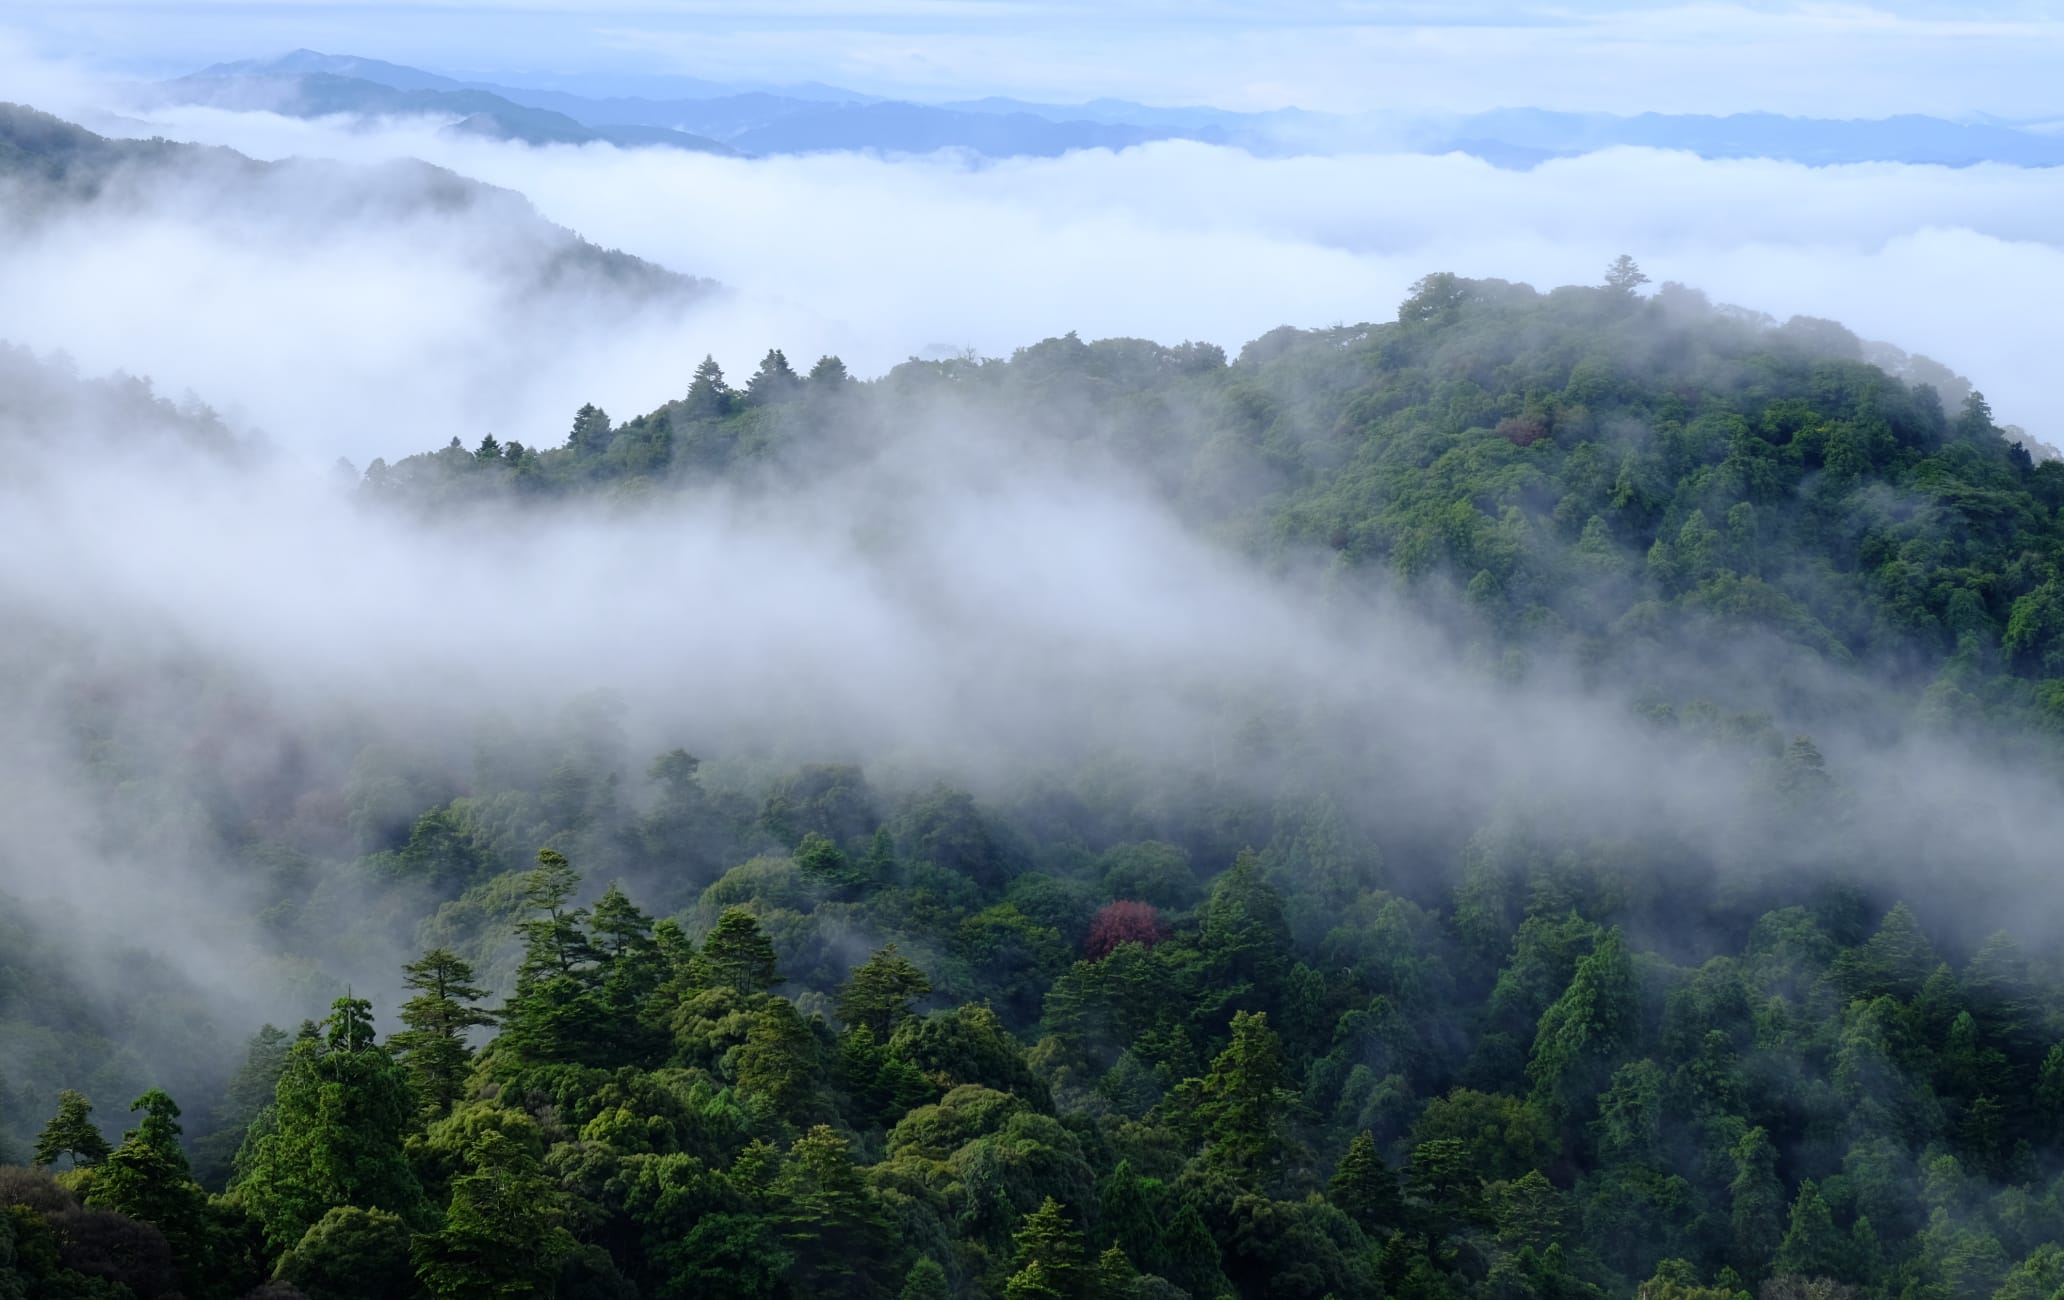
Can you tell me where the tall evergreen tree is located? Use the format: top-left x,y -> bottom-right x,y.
698,907 -> 781,995
684,355 -> 735,419
388,949 -> 495,1120
1329,1129 -> 1403,1231
32,1089 -> 110,1168
836,943 -> 931,1038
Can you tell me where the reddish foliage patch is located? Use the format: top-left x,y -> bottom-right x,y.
1086,900 -> 1169,960
1495,415 -> 1550,447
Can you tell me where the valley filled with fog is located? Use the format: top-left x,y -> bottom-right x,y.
5,13 -> 2064,1300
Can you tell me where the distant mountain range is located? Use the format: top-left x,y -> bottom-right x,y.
141,49 -> 2064,168
0,101 -> 714,305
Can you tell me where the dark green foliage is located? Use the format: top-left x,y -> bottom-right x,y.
32,1090 -> 109,1169
233,998 -> 426,1252
19,272 -> 2064,1300
838,944 -> 933,1038
274,1205 -> 414,1300
414,1130 -> 575,1300
389,950 -> 495,1120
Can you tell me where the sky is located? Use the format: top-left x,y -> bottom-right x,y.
7,0 -> 2064,117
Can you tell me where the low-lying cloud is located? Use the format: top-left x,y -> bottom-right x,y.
2,97 -> 2061,468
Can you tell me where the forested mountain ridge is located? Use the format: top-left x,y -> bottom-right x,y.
9,270 -> 2064,1300
0,103 -> 715,303
372,267 -> 2064,741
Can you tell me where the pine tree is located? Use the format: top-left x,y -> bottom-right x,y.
736,997 -> 818,1115
388,949 -> 495,1120
684,355 -> 735,419
567,403 -> 612,456
744,349 -> 802,406
808,355 -> 849,387
777,1125 -> 887,1294
85,1089 -> 214,1296
1011,1197 -> 1087,1300
1092,1245 -> 1138,1300
900,1255 -> 952,1300
1775,1180 -> 1847,1279
498,848 -> 602,1064
1728,1127 -> 1785,1283
1604,255 -> 1650,294
699,907 -> 781,994
1329,1130 -> 1403,1231
1184,1010 -> 1294,1174
836,944 -> 931,1038
32,1089 -> 110,1168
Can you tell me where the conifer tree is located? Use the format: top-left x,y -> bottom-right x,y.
699,907 -> 781,994
684,355 -> 735,419
1775,1180 -> 1847,1279
1329,1129 -> 1402,1231
836,943 -> 931,1038
900,1254 -> 951,1300
33,1088 -> 110,1168
1012,1197 -> 1087,1300
1183,1010 -> 1294,1175
388,949 -> 495,1120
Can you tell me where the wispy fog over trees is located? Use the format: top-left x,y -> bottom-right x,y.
8,258 -> 2064,1299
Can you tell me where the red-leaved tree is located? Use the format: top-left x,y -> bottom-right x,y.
1086,900 -> 1169,961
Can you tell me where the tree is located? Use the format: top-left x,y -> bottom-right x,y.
1528,929 -> 1637,1121
1775,1180 -> 1846,1280
413,1130 -> 575,1300
735,997 -> 818,1115
900,1255 -> 952,1300
33,1090 -> 110,1169
388,949 -> 495,1120
1728,1126 -> 1785,1283
836,944 -> 931,1038
1328,1130 -> 1402,1231
473,433 -> 500,461
698,907 -> 781,994
235,997 -> 426,1252
808,355 -> 850,388
275,1206 -> 414,1300
567,402 -> 612,456
1605,255 -> 1650,295
1182,1010 -> 1294,1175
1085,901 -> 1168,961
684,355 -> 735,419
497,848 -> 602,1064
744,348 -> 801,406
1012,1197 -> 1087,1300
86,1090 -> 201,1230
776,1125 -> 888,1294
1092,1245 -> 1138,1300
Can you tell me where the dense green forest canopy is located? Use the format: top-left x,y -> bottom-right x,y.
7,266 -> 2064,1300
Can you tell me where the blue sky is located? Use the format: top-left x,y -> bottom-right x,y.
7,1 -> 2064,116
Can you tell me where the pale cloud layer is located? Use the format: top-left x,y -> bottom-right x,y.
2,103 -> 2059,466
6,2 -> 2064,115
